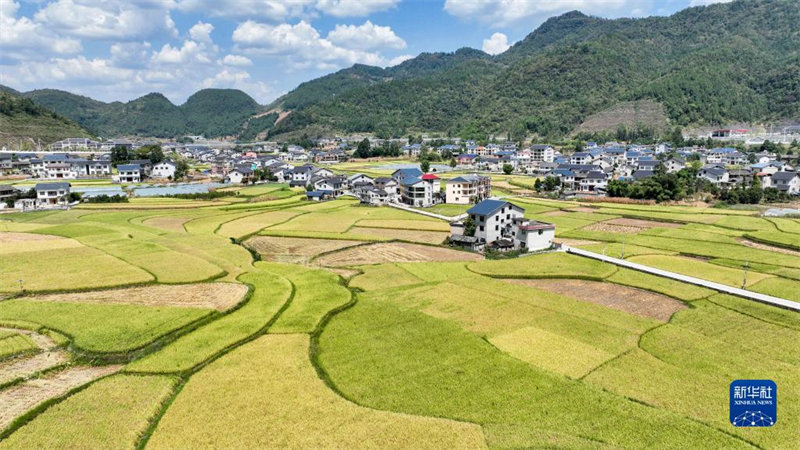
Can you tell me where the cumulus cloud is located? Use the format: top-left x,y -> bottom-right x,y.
387,54 -> 414,66
222,54 -> 253,67
689,0 -> 733,6
481,32 -> 510,55
444,0 -> 636,26
152,40 -> 213,64
33,0 -> 177,40
0,0 -> 82,61
315,0 -> 400,17
232,20 -> 390,70
189,21 -> 214,43
176,0 -> 397,20
327,21 -> 406,50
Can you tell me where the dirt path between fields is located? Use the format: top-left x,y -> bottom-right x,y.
0,365 -> 121,430
738,238 -> 800,258
0,326 -> 69,386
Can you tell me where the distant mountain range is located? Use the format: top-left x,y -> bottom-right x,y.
0,89 -> 92,149
3,0 -> 798,145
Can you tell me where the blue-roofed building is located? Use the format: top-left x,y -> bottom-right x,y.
458,199 -> 554,251
117,164 -> 141,183
399,173 -> 439,207
391,168 -> 423,184
35,182 -> 71,207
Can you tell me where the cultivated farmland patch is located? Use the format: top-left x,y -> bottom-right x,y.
243,236 -> 361,264
346,226 -> 448,244
503,279 -> 686,321
316,242 -> 483,266
0,365 -> 121,431
142,216 -> 190,233
738,237 -> 800,257
27,282 -> 248,312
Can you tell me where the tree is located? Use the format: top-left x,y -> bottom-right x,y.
502,163 -> 513,175
420,160 -> 430,173
110,145 -> 130,167
174,159 -> 189,180
355,138 -> 371,158
533,178 -> 542,192
449,158 -> 457,168
281,143 -> 288,153
463,217 -> 476,237
148,146 -> 165,164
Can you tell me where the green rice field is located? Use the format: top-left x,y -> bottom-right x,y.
0,184 -> 797,448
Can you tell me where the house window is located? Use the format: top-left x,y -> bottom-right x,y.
495,225 -> 499,231
479,226 -> 484,232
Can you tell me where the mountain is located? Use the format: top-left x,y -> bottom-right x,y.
23,88 -> 262,139
267,0 -> 800,140
0,90 -> 93,149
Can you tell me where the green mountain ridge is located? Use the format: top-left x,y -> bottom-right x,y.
268,0 -> 799,140
5,0 -> 799,142
0,91 -> 93,149
19,88 -> 262,139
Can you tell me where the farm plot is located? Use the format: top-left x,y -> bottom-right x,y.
147,334 -> 485,449
356,219 -> 450,232
27,283 -> 248,311
468,252 -> 617,279
142,216 -> 190,233
345,226 -> 448,244
315,242 -> 482,267
127,269 -> 291,373
349,264 -> 425,291
0,234 -> 153,293
243,236 -> 362,264
0,300 -> 213,353
0,374 -> 176,449
0,365 -> 121,431
216,210 -> 301,240
743,231 -> 800,252
318,298 -> 744,448
627,254 -> 773,287
606,268 -> 714,301
0,332 -> 37,360
503,279 -> 686,321
262,264 -> 351,333
748,277 -> 800,302
583,217 -> 680,234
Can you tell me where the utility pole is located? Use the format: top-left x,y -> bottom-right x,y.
621,235 -> 625,259
742,261 -> 749,289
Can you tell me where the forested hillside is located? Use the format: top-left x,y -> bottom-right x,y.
22,89 -> 262,139
0,92 -> 92,149
268,0 -> 799,140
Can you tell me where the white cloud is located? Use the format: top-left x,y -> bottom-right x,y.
152,40 -> 213,64
0,0 -> 82,61
222,54 -> 253,67
481,32 -> 510,55
202,69 -> 276,103
232,20 -> 387,70
110,41 -> 152,68
34,0 -> 177,40
689,0 -> 733,6
387,54 -> 413,66
189,21 -> 214,43
315,0 -> 399,17
444,0 -> 633,26
176,0 -> 397,19
327,21 -> 406,50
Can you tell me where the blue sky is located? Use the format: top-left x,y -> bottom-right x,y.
0,0 -> 730,105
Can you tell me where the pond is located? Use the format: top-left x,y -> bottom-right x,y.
131,182 -> 227,197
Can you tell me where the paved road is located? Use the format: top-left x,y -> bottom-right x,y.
565,246 -> 800,312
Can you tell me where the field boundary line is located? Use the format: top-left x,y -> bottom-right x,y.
566,246 -> 800,312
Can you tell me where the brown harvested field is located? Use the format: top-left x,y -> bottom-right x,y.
0,365 -> 121,430
739,238 -> 800,257
541,210 -> 568,217
316,242 -> 483,267
0,351 -> 69,386
607,218 -> 682,229
28,283 -> 248,312
143,216 -> 190,233
0,233 -> 60,243
503,279 -> 686,321
244,236 -> 362,264
347,226 -> 448,244
555,238 -> 601,247
567,207 -> 599,213
584,218 -> 682,234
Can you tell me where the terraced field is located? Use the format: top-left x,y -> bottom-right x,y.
0,191 -> 797,448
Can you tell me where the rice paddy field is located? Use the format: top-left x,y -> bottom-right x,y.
0,184 -> 798,449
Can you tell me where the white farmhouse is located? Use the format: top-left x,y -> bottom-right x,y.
152,161 -> 177,179
35,182 -> 71,207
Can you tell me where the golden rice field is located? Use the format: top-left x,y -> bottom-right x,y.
0,187 -> 798,449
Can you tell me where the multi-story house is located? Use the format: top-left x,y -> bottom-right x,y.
35,182 -> 71,207
530,145 -> 555,162
445,174 -> 491,204
117,164 -> 142,183
400,173 -> 439,207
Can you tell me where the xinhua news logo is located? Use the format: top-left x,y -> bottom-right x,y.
730,380 -> 777,427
